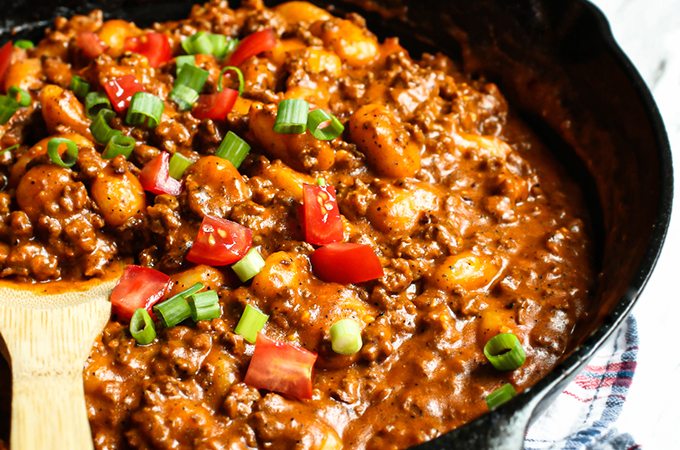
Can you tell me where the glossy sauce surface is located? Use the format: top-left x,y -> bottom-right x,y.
0,1 -> 594,448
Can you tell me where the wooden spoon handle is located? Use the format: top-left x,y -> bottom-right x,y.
11,371 -> 93,450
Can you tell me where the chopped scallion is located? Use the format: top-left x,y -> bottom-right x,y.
69,75 -> 90,98
181,31 -> 214,55
126,92 -> 164,128
0,96 -> 19,125
175,64 -> 210,93
234,304 -> 268,344
225,38 -> 239,55
214,131 -> 250,169
330,319 -> 363,355
14,40 -> 34,49
208,34 -> 228,59
486,384 -> 517,409
231,247 -> 265,282
483,333 -> 526,371
307,109 -> 344,140
8,86 -> 31,107
47,138 -> 78,168
170,84 -> 199,111
90,108 -> 121,145
153,294 -> 192,328
85,92 -> 113,120
218,66 -> 244,96
130,308 -> 157,345
176,55 -> 196,73
168,153 -> 194,179
102,134 -> 135,159
188,290 -> 221,322
273,99 -> 309,134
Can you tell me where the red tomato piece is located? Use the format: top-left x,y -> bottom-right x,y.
302,183 -> 343,246
311,243 -> 384,284
139,152 -> 183,195
227,28 -> 277,67
0,41 -> 12,91
76,31 -> 107,59
103,74 -> 146,112
186,215 -> 252,266
110,265 -> 171,323
244,333 -> 318,400
124,32 -> 172,68
192,88 -> 238,121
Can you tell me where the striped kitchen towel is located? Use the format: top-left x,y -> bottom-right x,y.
525,315 -> 640,450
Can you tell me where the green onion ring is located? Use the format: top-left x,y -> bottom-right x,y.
234,304 -> 269,344
485,383 -> 518,409
126,92 -> 165,128
307,109 -> 344,141
483,333 -> 526,371
102,134 -> 135,160
47,138 -> 78,168
218,66 -> 244,96
130,308 -> 157,345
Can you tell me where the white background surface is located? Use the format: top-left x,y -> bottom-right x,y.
588,0 -> 679,448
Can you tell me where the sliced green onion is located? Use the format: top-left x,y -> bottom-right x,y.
273,99 -> 309,134
175,64 -> 209,93
217,66 -> 244,95
153,295 -> 192,328
85,92 -> 113,120
69,75 -> 90,98
170,84 -> 199,111
168,153 -> 194,179
483,333 -> 526,371
102,134 -> 135,160
0,96 -> 19,125
486,384 -> 517,409
316,177 -> 326,186
176,55 -> 196,73
90,108 -> 121,145
234,304 -> 269,344
14,40 -> 34,50
225,38 -> 239,55
0,144 -> 20,155
208,34 -> 228,59
181,31 -> 214,55
231,247 -> 265,282
47,138 -> 78,168
188,290 -> 221,322
8,86 -> 31,107
214,131 -> 250,169
126,92 -> 164,128
173,282 -> 205,301
330,319 -> 363,355
130,308 -> 157,345
307,109 -> 344,140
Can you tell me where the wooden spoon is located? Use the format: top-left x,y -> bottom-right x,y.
0,277 -> 119,450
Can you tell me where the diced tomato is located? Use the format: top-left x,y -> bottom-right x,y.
192,88 -> 238,121
110,265 -> 171,323
76,31 -> 107,59
302,183 -> 343,246
124,32 -> 172,68
0,41 -> 12,92
311,243 -> 384,284
103,74 -> 146,112
227,28 -> 277,67
186,215 -> 252,266
244,333 -> 317,400
139,152 -> 183,195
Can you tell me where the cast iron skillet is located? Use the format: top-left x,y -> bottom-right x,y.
0,0 -> 674,449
